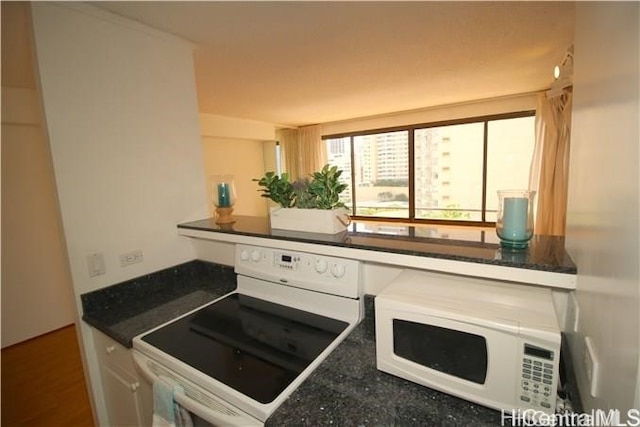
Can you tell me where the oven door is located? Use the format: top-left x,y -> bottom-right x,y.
133,351 -> 262,427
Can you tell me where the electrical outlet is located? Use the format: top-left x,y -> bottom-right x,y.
120,249 -> 143,267
584,337 -> 600,397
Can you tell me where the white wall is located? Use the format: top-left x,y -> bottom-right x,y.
201,137 -> 270,217
31,3 -> 207,294
30,3 -> 208,424
200,113 -> 276,141
1,90 -> 76,348
1,2 -> 76,348
199,113 -> 277,218
566,2 -> 639,413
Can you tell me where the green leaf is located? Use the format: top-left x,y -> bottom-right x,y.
254,164 -> 347,210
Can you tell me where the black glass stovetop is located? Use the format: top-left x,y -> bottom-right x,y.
141,293 -> 349,404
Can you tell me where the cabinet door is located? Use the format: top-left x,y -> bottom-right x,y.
101,364 -> 148,427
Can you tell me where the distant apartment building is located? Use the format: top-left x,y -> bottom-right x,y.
326,115 -> 534,220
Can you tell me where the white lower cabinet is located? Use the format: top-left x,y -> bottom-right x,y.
93,330 -> 152,427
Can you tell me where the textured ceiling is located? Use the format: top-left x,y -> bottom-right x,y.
94,1 -> 575,127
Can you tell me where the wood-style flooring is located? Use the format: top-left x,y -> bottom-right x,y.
1,324 -> 95,426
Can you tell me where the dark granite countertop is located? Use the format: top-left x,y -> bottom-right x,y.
81,260 -> 237,348
178,216 -> 577,275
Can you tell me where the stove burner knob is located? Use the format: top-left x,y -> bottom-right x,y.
240,250 -> 250,261
331,263 -> 346,278
251,250 -> 261,262
315,259 -> 328,274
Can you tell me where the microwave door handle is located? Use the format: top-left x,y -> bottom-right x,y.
132,352 -> 259,427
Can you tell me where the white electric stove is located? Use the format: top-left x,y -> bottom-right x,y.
133,244 -> 362,426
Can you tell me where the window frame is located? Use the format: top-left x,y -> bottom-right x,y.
323,110 -> 536,227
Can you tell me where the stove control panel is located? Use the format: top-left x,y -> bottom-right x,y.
235,244 -> 361,299
273,251 -> 301,271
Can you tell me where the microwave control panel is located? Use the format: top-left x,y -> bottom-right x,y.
518,343 -> 558,412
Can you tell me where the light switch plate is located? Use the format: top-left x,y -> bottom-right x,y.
87,252 -> 106,277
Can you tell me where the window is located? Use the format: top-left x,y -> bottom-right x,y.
325,111 -> 535,226
354,131 -> 409,218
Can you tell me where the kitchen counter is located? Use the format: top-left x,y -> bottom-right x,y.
81,260 -> 237,348
178,216 -> 577,289
82,263 -> 581,426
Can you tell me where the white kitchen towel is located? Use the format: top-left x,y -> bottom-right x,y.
152,376 -> 194,427
174,403 -> 194,427
153,376 -> 175,427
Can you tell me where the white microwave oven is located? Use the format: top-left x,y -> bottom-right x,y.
375,270 -> 561,414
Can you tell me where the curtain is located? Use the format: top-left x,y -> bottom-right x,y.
530,90 -> 573,236
277,125 -> 326,181
298,125 -> 327,179
278,128 -> 299,178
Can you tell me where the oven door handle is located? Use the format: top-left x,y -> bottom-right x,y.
133,351 -> 261,427
173,391 -> 253,427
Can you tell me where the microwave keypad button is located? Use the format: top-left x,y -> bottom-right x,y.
520,396 -> 531,403
543,374 -> 553,380
541,402 -> 551,409
543,379 -> 553,385
524,358 -> 532,364
523,374 -> 531,380
544,363 -> 553,368
533,361 -> 542,366
533,365 -> 543,371
523,368 -> 532,375
544,368 -> 553,374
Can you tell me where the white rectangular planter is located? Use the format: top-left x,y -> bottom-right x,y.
269,207 -> 350,234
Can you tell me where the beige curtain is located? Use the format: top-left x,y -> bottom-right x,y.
278,128 -> 299,178
531,90 -> 573,236
277,125 -> 326,181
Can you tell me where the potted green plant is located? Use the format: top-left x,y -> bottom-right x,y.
254,164 -> 350,234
